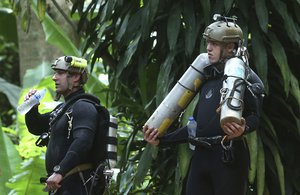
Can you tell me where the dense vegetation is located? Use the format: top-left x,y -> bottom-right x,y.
0,0 -> 299,194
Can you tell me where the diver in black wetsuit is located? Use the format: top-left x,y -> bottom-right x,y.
24,56 -> 105,194
143,15 -> 264,195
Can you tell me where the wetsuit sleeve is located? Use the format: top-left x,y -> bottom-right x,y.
158,103 -> 199,146
25,106 -> 51,135
158,126 -> 189,146
57,101 -> 98,175
243,69 -> 265,134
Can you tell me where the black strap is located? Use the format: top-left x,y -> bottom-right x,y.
49,94 -> 100,126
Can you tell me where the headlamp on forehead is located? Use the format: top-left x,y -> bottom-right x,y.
64,56 -> 87,69
52,56 -> 87,74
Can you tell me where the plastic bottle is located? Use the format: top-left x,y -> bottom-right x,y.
17,89 -> 46,115
187,116 -> 197,150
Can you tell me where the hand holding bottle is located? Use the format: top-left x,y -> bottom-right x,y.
17,88 -> 46,115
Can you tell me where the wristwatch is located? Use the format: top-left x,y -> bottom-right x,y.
53,165 -> 62,174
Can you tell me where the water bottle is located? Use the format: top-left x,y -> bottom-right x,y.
17,89 -> 46,115
187,116 -> 197,150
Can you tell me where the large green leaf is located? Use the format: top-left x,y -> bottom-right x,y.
256,136 -> 265,195
133,144 -> 155,185
116,33 -> 141,77
245,131 -> 258,185
141,0 -> 159,41
250,18 -> 269,93
254,0 -> 268,33
0,77 -> 21,108
167,3 -> 181,50
268,32 -> 291,96
156,51 -> 176,104
224,0 -> 235,13
115,13 -> 130,43
199,0 -> 211,24
183,1 -> 200,57
270,0 -> 300,46
22,62 -> 53,88
0,8 -> 18,44
290,73 -> 300,109
0,124 -> 21,195
263,132 -> 285,195
6,157 -> 46,195
37,0 -> 46,21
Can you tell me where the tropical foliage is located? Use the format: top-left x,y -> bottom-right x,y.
0,0 -> 299,194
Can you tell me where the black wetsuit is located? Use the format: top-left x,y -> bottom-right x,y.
25,88 -> 105,195
159,63 -> 264,195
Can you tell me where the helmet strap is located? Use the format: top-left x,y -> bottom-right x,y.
54,94 -> 61,101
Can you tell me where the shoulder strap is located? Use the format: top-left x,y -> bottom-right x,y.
50,93 -> 100,127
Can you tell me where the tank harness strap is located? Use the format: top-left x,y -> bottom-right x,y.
65,110 -> 73,139
221,135 -> 233,150
189,135 -> 234,149
219,76 -> 245,111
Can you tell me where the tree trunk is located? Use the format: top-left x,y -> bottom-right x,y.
17,0 -> 78,84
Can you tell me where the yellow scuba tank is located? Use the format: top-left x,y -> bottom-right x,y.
145,53 -> 210,136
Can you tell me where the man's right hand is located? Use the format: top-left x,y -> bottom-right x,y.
143,125 -> 160,146
45,173 -> 62,192
24,89 -> 37,101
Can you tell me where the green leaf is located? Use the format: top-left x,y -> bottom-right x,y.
254,0 -> 268,32
268,32 -> 291,96
224,0 -> 235,13
100,0 -> 117,23
116,13 -> 130,43
141,0 -> 159,41
199,0 -> 211,24
257,136 -> 265,195
119,163 -> 135,194
134,144 -> 155,185
183,1 -> 200,57
0,8 -> 18,44
167,3 -> 181,50
116,33 -> 141,77
22,62 -> 53,88
0,124 -> 21,194
263,135 -> 285,195
0,77 -> 21,108
290,73 -> 300,108
156,51 -> 176,104
85,73 -> 110,107
6,158 -> 46,195
250,18 -> 269,93
245,131 -> 258,184
270,0 -> 300,46
37,0 -> 46,21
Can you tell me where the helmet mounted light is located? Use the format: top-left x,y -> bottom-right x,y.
52,56 -> 87,74
203,14 -> 243,44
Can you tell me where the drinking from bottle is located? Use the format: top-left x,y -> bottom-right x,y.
17,89 -> 46,115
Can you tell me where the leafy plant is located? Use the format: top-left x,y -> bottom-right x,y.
1,0 -> 300,194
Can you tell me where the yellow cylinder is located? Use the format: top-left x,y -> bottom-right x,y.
145,53 -> 210,135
